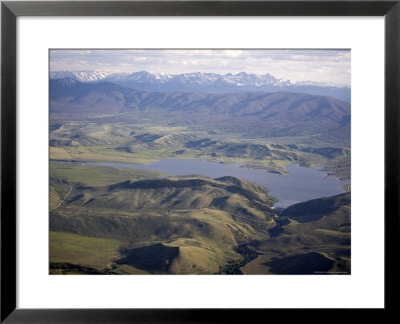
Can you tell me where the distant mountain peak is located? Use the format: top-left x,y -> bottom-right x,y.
49,70 -> 350,102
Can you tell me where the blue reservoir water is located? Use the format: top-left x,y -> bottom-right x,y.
78,159 -> 349,208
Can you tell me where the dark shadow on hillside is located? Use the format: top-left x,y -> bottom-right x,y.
268,217 -> 291,238
263,252 -> 335,274
116,243 -> 179,273
281,193 -> 350,223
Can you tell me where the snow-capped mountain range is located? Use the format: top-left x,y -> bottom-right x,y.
50,70 -> 351,102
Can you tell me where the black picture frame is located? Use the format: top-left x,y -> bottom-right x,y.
1,0 -> 399,322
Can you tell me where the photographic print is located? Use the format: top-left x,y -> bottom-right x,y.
49,49 -> 351,275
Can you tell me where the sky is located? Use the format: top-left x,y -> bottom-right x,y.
50,49 -> 351,86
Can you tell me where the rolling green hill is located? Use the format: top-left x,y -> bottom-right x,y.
50,79 -> 350,140
49,161 -> 350,275
50,162 -> 279,274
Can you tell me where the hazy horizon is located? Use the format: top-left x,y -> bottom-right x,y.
50,49 -> 351,86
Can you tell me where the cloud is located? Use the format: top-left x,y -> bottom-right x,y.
49,49 -> 351,86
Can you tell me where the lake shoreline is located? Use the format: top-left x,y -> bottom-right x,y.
51,158 -> 350,209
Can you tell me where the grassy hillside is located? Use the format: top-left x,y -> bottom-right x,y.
50,79 -> 350,140
50,119 -> 350,179
241,193 -> 351,274
281,193 -> 350,223
50,161 -> 350,275
50,163 -> 278,274
50,161 -> 165,187
50,231 -> 122,270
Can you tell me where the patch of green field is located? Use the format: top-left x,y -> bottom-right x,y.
50,161 -> 165,187
50,231 -> 123,270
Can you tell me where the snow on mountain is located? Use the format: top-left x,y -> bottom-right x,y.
50,70 -> 350,102
50,70 -> 285,86
50,70 -> 112,82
